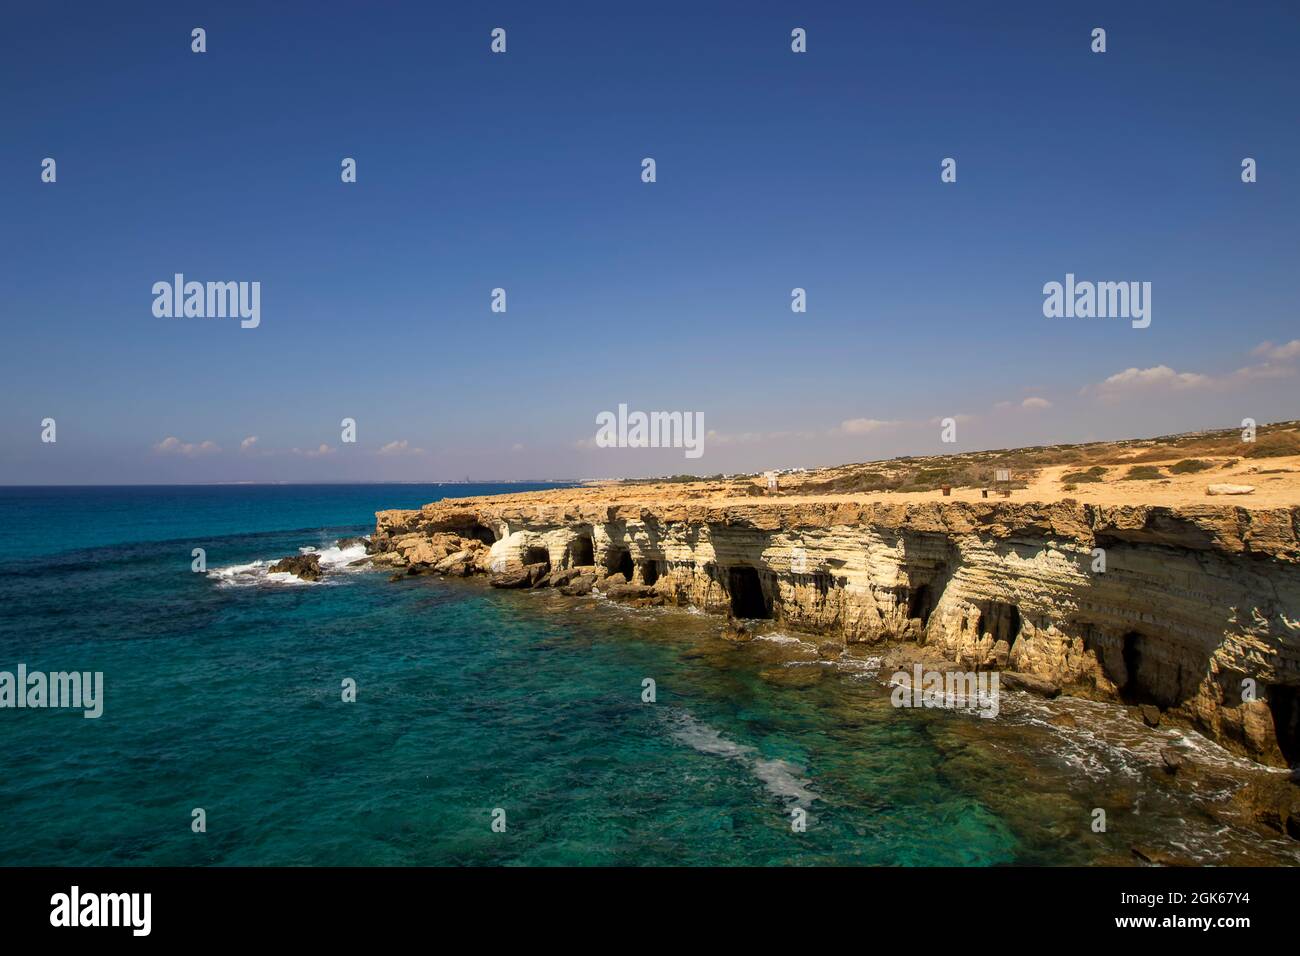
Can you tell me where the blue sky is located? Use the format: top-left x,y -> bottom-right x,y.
2,1 -> 1297,483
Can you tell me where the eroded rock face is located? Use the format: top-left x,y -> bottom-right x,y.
372,497 -> 1300,767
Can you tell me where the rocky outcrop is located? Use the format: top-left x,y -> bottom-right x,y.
1207,484 -> 1256,496
372,495 -> 1300,768
268,553 -> 322,582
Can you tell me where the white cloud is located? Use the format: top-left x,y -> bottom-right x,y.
239,436 -> 258,451
1084,359 -> 1294,402
292,444 -> 336,457
1227,362 -> 1295,384
377,440 -> 424,456
1021,396 -> 1052,410
153,436 -> 220,457
838,418 -> 900,435
1251,339 -> 1300,362
705,429 -> 767,445
1083,365 -> 1212,400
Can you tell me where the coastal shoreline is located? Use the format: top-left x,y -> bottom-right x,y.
362,486 -> 1300,773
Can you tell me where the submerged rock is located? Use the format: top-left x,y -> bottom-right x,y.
268,554 -> 322,582
1222,774 -> 1300,840
721,618 -> 752,643
760,664 -> 825,688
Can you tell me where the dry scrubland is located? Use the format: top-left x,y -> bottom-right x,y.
587,420 -> 1300,509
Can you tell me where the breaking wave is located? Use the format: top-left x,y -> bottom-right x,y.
210,539 -> 368,588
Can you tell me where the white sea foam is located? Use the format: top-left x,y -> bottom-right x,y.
666,710 -> 818,808
752,758 -> 819,805
211,538 -> 368,588
755,632 -> 816,650
314,540 -> 368,570
997,692 -> 1288,783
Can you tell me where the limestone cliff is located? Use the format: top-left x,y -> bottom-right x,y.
371,495 -> 1300,768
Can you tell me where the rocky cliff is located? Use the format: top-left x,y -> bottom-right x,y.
371,494 -> 1300,768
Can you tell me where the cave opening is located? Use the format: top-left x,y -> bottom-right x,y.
908,584 -> 933,626
568,533 -> 594,568
1268,685 -> 1300,767
976,600 -> 1022,648
521,546 -> 550,570
1119,631 -> 1159,706
607,547 -> 634,579
467,523 -> 497,545
639,560 -> 660,586
727,565 -> 771,619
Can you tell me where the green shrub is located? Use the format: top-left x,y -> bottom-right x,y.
1123,465 -> 1164,480
1061,466 -> 1107,483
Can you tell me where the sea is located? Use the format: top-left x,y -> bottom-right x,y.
0,483 -> 1295,866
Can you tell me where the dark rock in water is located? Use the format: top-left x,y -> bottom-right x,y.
816,641 -> 843,659
434,550 -> 475,577
1140,704 -> 1162,727
721,618 -> 751,643
1223,774 -> 1300,840
1131,844 -> 1194,867
626,596 -> 666,608
268,553 -> 322,581
605,583 -> 657,601
878,644 -> 956,675
1001,671 -> 1060,698
490,569 -> 531,589
490,562 -> 549,589
546,568 -> 583,588
603,572 -> 628,588
1160,747 -> 1184,774
560,574 -> 596,596
1048,712 -> 1078,728
388,571 -> 406,583
336,536 -> 367,551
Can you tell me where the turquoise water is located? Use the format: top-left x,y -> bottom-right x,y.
0,485 -> 1294,866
